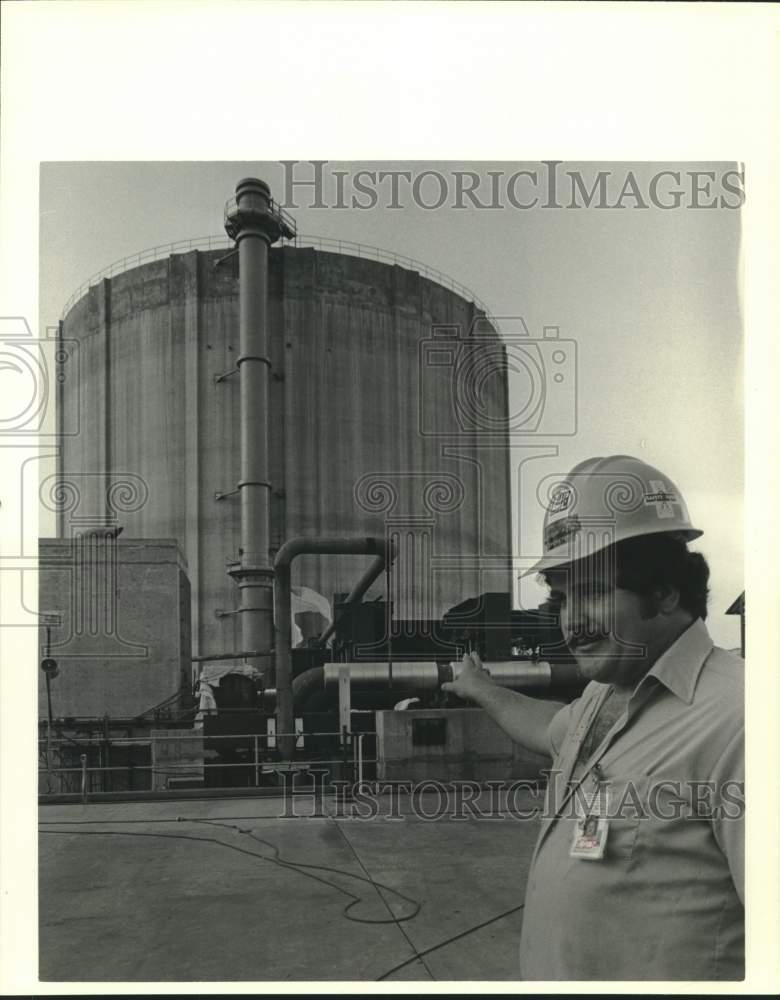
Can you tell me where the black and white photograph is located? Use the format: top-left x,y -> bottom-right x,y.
30,155 -> 748,982
1,2 -> 778,994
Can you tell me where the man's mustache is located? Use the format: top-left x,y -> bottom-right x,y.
566,629 -> 610,648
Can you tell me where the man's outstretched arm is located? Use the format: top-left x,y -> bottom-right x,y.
441,652 -> 564,757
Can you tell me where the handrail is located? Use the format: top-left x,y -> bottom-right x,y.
61,235 -> 233,318
39,759 -> 379,774
38,730 -> 378,745
60,234 -> 497,328
289,234 -> 493,317
224,194 -> 297,239
38,726 -> 380,796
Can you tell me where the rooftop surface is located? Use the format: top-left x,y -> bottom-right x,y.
39,788 -> 541,983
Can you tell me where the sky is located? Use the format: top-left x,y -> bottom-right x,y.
39,160 -> 744,647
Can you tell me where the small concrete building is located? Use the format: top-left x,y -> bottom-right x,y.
38,536 -> 191,721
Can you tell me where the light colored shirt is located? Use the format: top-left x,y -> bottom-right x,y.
519,618 -> 744,981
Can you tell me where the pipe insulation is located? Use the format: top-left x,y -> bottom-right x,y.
323,661 -> 441,691
322,660 -> 552,691
285,659 -> 574,712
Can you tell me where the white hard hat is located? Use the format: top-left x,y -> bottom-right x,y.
524,454 -> 703,576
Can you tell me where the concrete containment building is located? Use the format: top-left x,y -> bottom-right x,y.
56,210 -> 513,664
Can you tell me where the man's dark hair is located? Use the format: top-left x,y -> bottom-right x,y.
539,533 -> 711,621
612,533 -> 710,620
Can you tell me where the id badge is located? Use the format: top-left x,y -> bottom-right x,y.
570,785 -> 610,861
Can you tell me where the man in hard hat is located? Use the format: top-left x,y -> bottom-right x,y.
442,455 -> 744,980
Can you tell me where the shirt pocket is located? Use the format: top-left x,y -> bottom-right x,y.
604,775 -> 651,863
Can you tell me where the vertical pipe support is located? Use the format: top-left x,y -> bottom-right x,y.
338,665 -> 352,748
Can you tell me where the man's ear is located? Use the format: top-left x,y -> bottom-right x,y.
653,584 -> 681,615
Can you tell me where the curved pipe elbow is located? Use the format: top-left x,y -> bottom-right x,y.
274,536 -> 394,571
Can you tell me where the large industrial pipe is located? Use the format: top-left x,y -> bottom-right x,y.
323,661 -> 442,690
224,178 -> 295,679
274,537 -> 395,757
289,658 -> 579,711
441,659 -> 555,689
323,660 -> 553,690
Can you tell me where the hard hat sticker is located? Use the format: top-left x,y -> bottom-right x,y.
545,515 -> 581,552
548,484 -> 574,517
644,480 -> 678,519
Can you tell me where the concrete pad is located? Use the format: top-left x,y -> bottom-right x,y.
39,790 -> 542,982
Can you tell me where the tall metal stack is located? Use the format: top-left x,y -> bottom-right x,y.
223,179 -> 296,679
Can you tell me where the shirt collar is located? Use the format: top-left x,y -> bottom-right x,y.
639,617 -> 713,705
